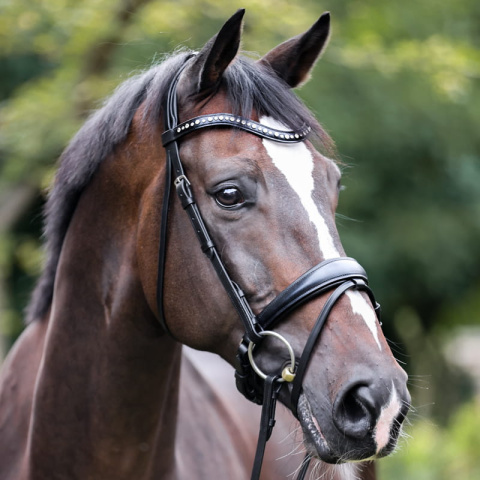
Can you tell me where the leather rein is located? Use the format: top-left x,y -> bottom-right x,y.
157,63 -> 381,480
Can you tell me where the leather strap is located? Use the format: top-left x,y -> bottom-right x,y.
296,455 -> 312,480
257,257 -> 377,330
234,339 -> 264,405
290,280 -> 364,416
155,145 -> 173,334
169,162 -> 263,342
250,375 -> 282,480
156,62 -> 187,334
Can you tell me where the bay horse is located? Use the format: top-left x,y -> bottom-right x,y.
0,10 -> 410,480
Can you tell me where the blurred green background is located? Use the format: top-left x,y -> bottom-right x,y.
1,0 -> 479,477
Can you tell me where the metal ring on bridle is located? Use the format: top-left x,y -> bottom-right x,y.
247,331 -> 296,382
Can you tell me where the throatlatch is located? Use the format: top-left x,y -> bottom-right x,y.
158,60 -> 381,480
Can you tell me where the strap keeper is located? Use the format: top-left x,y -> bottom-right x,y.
201,240 -> 216,255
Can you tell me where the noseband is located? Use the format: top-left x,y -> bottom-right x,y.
158,63 -> 381,480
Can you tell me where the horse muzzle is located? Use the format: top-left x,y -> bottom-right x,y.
298,372 -> 411,463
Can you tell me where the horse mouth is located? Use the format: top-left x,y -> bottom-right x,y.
296,394 -> 341,464
296,393 -> 382,464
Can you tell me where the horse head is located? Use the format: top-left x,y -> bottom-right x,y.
136,9 -> 410,466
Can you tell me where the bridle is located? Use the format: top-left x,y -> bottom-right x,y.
158,62 -> 381,480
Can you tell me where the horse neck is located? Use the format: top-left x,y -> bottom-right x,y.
28,137 -> 182,478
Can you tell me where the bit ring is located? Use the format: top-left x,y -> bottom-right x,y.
247,330 -> 296,382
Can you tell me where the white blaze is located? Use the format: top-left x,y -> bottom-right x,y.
374,384 -> 402,453
260,116 -> 381,349
346,290 -> 381,349
260,117 -> 338,259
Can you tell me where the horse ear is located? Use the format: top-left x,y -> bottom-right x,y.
258,12 -> 331,88
183,9 -> 245,94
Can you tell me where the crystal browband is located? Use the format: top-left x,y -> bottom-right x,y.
162,113 -> 311,146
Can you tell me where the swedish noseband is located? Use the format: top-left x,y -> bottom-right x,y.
158,63 -> 381,480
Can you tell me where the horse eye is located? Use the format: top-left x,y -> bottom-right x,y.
215,187 -> 245,208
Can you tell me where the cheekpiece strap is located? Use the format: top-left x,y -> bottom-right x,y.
162,113 -> 311,146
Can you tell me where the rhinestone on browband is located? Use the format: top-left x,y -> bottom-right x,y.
162,113 -> 311,147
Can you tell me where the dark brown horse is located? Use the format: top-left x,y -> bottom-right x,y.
0,10 -> 409,480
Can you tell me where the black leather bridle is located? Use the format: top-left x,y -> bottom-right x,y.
158,63 -> 381,480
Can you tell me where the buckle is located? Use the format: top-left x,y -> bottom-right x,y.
174,174 -> 190,187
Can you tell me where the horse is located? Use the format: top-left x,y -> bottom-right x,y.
0,9 -> 410,480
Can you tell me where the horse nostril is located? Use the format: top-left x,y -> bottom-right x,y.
333,384 -> 378,439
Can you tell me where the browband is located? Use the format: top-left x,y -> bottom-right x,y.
162,113 -> 311,146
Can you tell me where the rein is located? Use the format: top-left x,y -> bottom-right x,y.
158,63 -> 381,480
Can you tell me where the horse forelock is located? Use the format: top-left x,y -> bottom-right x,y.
25,49 -> 334,324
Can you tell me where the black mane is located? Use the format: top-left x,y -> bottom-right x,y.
26,50 -> 333,323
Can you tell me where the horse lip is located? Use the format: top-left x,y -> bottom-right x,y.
296,394 -> 340,464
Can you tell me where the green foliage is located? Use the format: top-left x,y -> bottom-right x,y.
379,401 -> 480,479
